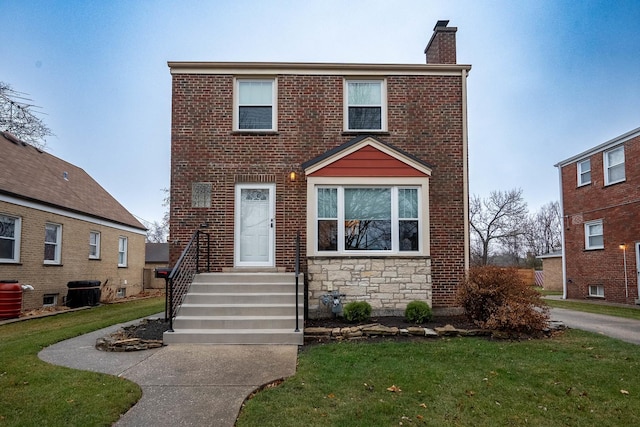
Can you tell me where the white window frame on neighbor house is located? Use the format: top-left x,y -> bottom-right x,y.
308,177 -> 429,256
584,219 -> 604,250
118,236 -> 128,267
234,78 -> 277,132
577,158 -> 591,186
604,146 -> 625,185
44,222 -> 62,264
0,214 -> 21,263
89,231 -> 101,259
344,79 -> 387,132
588,284 -> 604,298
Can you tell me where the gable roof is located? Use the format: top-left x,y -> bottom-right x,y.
0,132 -> 146,230
302,135 -> 433,176
145,242 -> 169,263
555,126 -> 640,167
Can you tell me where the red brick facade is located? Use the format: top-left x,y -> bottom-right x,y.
169,25 -> 470,311
558,128 -> 640,305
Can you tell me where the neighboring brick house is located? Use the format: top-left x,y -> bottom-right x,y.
169,21 -> 471,317
556,126 -> 640,305
0,131 -> 147,310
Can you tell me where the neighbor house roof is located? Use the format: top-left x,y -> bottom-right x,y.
0,131 -> 146,230
555,126 -> 640,167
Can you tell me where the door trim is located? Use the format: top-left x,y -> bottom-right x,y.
234,183 -> 275,267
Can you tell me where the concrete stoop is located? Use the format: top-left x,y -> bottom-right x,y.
163,272 -> 303,345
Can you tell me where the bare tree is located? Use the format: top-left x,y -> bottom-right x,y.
0,82 -> 53,150
469,188 -> 528,265
146,188 -> 170,243
524,201 -> 562,256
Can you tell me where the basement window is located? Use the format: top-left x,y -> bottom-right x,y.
588,285 -> 604,298
43,294 -> 58,307
116,288 -> 126,298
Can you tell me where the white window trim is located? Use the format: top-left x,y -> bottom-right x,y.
89,231 -> 101,259
118,236 -> 128,267
43,294 -> 58,307
603,146 -> 625,186
0,214 -> 21,263
584,219 -> 604,250
577,158 -> 591,186
343,78 -> 387,132
306,176 -> 430,257
588,284 -> 604,298
233,77 -> 278,132
44,223 -> 62,265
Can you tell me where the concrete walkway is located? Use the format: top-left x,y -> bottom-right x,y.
38,318 -> 298,426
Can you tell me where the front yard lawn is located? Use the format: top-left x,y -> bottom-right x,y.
238,331 -> 640,426
0,297 -> 165,426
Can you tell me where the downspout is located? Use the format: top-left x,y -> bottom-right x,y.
461,68 -> 470,272
556,164 -> 567,300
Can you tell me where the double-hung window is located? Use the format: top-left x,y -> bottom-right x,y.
584,220 -> 603,250
604,146 -> 625,185
118,236 -> 128,267
345,79 -> 386,131
316,186 -> 420,253
0,214 -> 21,263
89,231 -> 101,259
44,223 -> 62,264
577,159 -> 591,186
235,79 -> 276,131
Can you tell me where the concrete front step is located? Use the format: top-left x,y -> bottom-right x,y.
189,283 -> 298,294
183,292 -> 302,304
172,315 -> 299,330
194,272 -> 298,284
163,328 -> 303,345
177,303 -> 303,317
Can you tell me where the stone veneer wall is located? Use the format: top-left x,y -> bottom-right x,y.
307,257 -> 432,318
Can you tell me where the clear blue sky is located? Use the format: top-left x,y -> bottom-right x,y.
2,0 -> 639,227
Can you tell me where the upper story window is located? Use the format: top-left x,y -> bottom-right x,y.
235,79 -> 277,131
44,223 -> 62,264
0,214 -> 21,263
577,158 -> 591,186
345,79 -> 386,131
316,186 -> 420,253
604,146 -> 625,185
89,231 -> 101,259
584,219 -> 603,250
118,236 -> 128,267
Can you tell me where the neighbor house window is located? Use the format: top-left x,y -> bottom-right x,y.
577,159 -> 591,186
604,146 -> 625,185
235,79 -> 276,131
44,223 -> 62,264
192,182 -> 212,208
118,237 -> 128,267
43,294 -> 58,307
0,214 -> 21,263
584,220 -> 603,250
345,79 -> 386,131
316,186 -> 420,253
588,285 -> 604,298
89,231 -> 100,259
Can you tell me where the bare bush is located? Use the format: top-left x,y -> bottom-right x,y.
457,266 -> 549,334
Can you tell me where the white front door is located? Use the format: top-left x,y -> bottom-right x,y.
235,184 -> 275,267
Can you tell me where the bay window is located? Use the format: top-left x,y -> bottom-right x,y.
316,186 -> 420,253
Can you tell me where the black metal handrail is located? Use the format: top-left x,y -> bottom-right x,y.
295,231 -> 300,332
166,230 -> 211,331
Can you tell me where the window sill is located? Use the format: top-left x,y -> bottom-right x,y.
232,131 -> 279,136
118,266 -> 128,269
0,261 -> 22,265
43,263 -> 63,267
89,257 -> 101,261
604,179 -> 626,187
583,247 -> 604,252
341,131 -> 390,136
587,295 -> 605,299
309,254 -> 430,260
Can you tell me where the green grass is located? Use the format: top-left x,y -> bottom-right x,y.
545,299 -> 640,321
534,286 -> 562,297
0,297 -> 165,426
237,332 -> 640,426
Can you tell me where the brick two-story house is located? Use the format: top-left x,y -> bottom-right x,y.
168,21 -> 471,328
0,131 -> 147,310
556,126 -> 640,305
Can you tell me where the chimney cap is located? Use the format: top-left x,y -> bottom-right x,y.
434,20 -> 450,30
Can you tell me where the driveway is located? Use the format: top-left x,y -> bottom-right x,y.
550,307 -> 640,345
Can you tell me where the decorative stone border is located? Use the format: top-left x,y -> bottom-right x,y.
96,334 -> 163,352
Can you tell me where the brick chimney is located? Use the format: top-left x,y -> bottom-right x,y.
424,20 -> 457,64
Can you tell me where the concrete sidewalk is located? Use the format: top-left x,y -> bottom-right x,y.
38,319 -> 298,426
